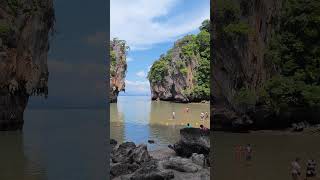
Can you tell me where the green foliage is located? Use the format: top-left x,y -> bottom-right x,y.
196,30 -> 210,59
148,19 -> 210,100
216,0 -> 240,24
199,19 -> 211,32
261,0 -> 320,112
216,0 -> 251,39
223,22 -> 251,38
234,87 -> 257,111
148,59 -> 169,83
182,85 -> 210,101
0,22 -> 10,36
110,38 -> 128,77
7,0 -> 22,15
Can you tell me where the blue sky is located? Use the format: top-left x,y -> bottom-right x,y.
111,0 -> 210,96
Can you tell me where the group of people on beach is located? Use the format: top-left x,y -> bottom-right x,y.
171,107 -> 209,121
171,107 -> 209,131
291,158 -> 317,180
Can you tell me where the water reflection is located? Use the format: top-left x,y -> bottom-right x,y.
110,96 -> 210,150
0,132 -> 47,180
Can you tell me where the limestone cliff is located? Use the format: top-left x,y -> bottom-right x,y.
212,0 -> 320,130
109,38 -> 127,103
0,0 -> 54,130
148,21 -> 210,103
212,0 -> 281,130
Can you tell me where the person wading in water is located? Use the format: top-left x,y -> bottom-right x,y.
306,159 -> 317,179
172,111 -> 176,120
291,158 -> 302,180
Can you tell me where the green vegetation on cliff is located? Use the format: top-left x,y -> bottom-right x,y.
261,0 -> 320,113
231,0 -> 320,115
216,0 -> 251,39
110,38 -> 129,77
148,20 -> 210,101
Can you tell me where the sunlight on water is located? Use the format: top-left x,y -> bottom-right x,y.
110,96 -> 210,150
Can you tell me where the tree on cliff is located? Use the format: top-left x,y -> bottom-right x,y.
148,20 -> 210,102
260,0 -> 320,113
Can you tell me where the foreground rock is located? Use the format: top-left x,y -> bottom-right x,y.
171,128 -> 210,163
0,0 -> 55,130
110,130 -> 210,180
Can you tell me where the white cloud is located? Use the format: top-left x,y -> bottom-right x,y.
126,57 -> 133,62
111,0 -> 209,50
125,80 -> 150,93
136,70 -> 146,78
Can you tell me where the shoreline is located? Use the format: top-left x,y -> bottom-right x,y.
214,126 -> 320,135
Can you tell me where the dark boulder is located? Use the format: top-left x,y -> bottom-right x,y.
172,128 -> 210,158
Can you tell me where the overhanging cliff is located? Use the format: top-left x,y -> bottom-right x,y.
0,0 -> 54,130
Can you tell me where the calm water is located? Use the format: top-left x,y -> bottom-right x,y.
110,96 -> 210,151
0,109 -> 107,180
214,132 -> 320,180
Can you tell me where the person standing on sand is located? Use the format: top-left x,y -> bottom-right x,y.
205,112 -> 209,120
291,158 -> 301,180
186,107 -> 189,113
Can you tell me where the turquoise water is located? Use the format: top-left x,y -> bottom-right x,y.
110,96 -> 210,151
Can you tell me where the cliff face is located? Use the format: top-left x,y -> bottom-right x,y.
149,37 -> 198,103
109,38 -> 127,103
213,0 -> 320,130
0,0 -> 54,130
148,21 -> 210,103
212,0 -> 282,130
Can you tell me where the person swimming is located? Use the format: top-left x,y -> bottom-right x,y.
186,123 -> 192,128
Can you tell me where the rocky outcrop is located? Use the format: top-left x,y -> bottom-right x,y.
109,38 -> 127,103
110,128 -> 210,179
149,37 -> 199,103
171,128 -> 210,159
0,0 -> 55,130
148,21 -> 210,103
212,0 -> 282,130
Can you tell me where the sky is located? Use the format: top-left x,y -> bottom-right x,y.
111,0 -> 210,96
27,0 -> 210,108
28,0 -> 108,108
